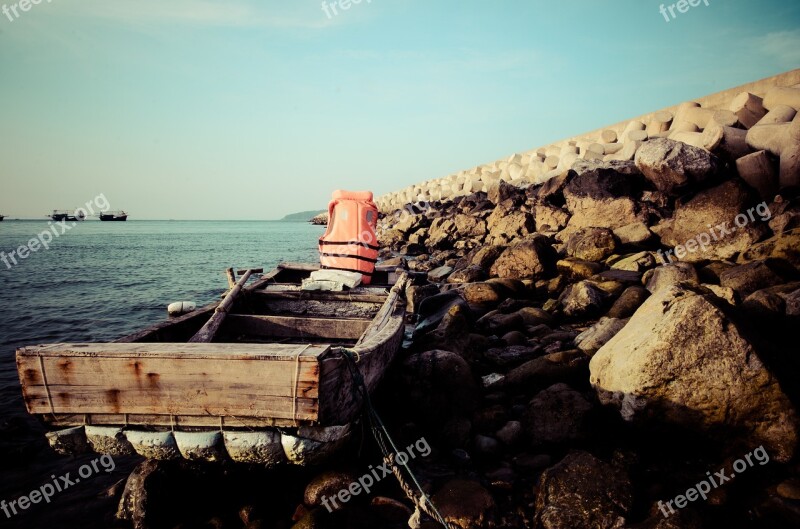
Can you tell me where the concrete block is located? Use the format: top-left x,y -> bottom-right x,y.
763,87 -> 800,111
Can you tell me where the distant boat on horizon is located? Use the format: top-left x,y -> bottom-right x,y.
99,210 -> 128,222
49,210 -> 85,222
0,214 -> 4,222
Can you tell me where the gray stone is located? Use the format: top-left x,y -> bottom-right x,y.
635,137 -> 718,196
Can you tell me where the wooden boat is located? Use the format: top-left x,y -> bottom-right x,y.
0,215 -> 5,221
99,210 -> 128,221
16,263 -> 409,465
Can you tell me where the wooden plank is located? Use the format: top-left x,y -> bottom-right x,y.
43,414 -> 314,428
253,289 -> 388,304
223,315 -> 371,341
17,342 -> 328,360
17,343 -> 326,422
189,269 -> 255,343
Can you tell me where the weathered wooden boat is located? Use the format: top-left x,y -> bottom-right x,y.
16,263 -> 409,465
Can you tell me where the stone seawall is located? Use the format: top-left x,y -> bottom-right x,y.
377,69 -> 800,212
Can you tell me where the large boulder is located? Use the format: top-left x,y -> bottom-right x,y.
652,179 -> 767,262
454,214 -> 487,240
635,138 -> 719,196
561,167 -> 647,236
739,228 -> 800,270
489,236 -> 556,279
534,451 -> 633,529
431,479 -> 495,529
533,203 -> 571,233
557,280 -> 611,319
589,285 -> 798,462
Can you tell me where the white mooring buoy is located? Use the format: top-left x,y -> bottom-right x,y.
167,301 -> 196,316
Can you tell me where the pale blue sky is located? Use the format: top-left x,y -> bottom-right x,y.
0,0 -> 798,219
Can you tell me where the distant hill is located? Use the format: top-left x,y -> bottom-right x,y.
280,210 -> 325,222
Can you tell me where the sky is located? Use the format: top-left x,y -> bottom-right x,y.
0,0 -> 798,220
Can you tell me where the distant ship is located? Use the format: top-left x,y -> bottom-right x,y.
49,210 -> 86,222
99,211 -> 128,222
0,214 -> 5,222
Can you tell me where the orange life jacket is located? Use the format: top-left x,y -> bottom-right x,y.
319,190 -> 379,284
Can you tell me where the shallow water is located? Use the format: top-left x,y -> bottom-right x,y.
0,219 -> 324,528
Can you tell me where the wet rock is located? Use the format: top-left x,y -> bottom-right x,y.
575,317 -> 629,356
399,350 -> 478,427
432,479 -> 495,529
501,330 -> 528,346
566,227 -> 618,262
719,260 -> 786,299
524,383 -> 594,446
303,470 -> 359,509
557,281 -> 611,319
490,236 -> 557,279
653,179 -> 766,262
644,262 -> 700,293
535,451 -> 633,529
590,284 -> 799,462
606,286 -> 650,318
635,137 -> 718,196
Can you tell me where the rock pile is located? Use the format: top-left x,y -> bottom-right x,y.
364,99 -> 800,526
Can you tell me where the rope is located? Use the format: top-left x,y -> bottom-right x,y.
337,348 -> 456,529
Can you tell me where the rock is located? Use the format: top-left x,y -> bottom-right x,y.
398,350 -> 478,427
739,228 -> 800,270
489,236 -> 557,280
610,251 -> 657,272
370,497 -> 414,524
644,262 -> 700,293
565,227 -> 618,262
496,421 -> 523,446
427,217 -> 458,249
535,451 -> 633,529
486,205 -> 535,245
378,228 -> 406,248
505,350 -> 588,388
705,284 -> 738,305
448,265 -> 488,284
514,306 -> 554,326
777,478 -> 800,500
575,317 -> 629,356
395,213 -> 429,234
431,479 -> 495,529
590,284 -> 799,462
524,383 -> 594,445
557,258 -> 604,281
303,471 -> 358,509
613,222 -> 654,246
562,166 -> 647,234
483,345 -> 542,367
501,330 -> 527,346
557,281 -> 611,319
606,286 -> 650,318
428,265 -> 454,282
489,179 -> 523,205
533,203 -> 570,233
634,137 -> 719,196
477,311 -> 523,335
469,245 -> 506,270
462,282 -> 509,306
719,260 -> 787,299
420,304 -> 473,357
406,284 -> 441,313
653,180 -> 767,262
472,435 -> 500,456
454,214 -> 487,239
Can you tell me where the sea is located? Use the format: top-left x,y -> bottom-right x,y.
0,219 -> 324,528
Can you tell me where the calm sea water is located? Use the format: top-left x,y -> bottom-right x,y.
0,220 -> 323,527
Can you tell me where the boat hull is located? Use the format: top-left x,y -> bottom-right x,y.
17,263 -> 407,465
